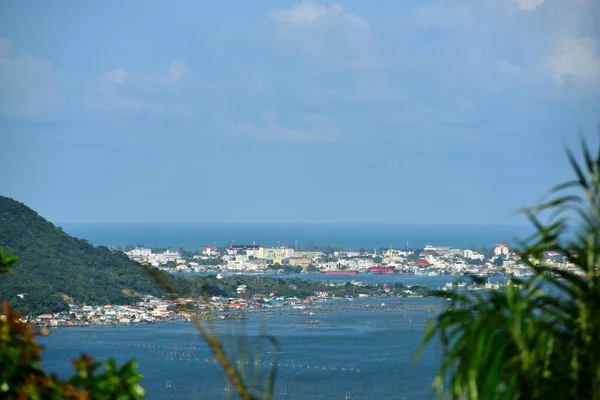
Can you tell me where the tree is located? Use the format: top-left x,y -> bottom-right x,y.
416,138 -> 600,400
305,264 -> 319,273
0,250 -> 145,399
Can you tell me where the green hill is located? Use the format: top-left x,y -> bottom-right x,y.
0,196 -> 165,315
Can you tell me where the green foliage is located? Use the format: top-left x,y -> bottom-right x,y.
0,196 -> 167,315
194,257 -> 223,266
0,301 -> 144,399
68,356 -> 145,399
305,264 -> 319,272
170,275 -> 431,300
0,249 -> 18,273
417,138 -> 600,399
405,250 -> 423,262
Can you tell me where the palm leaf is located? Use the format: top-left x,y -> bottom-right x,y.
416,136 -> 600,399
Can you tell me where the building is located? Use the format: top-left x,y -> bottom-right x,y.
494,243 -> 510,256
463,249 -> 485,260
245,246 -> 295,260
416,258 -> 431,267
227,244 -> 261,255
126,248 -> 152,258
288,257 -> 312,267
295,250 -> 324,259
202,246 -> 218,256
382,248 -> 412,259
334,251 -> 361,258
265,247 -> 295,259
161,250 -> 181,262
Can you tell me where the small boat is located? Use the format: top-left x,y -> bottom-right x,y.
294,320 -> 321,325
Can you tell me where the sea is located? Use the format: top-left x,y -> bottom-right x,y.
42,223 -> 526,399
41,296 -> 445,400
59,223 -> 534,251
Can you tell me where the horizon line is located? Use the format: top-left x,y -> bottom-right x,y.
56,221 -> 531,226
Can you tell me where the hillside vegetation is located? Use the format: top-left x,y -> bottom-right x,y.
0,196 -> 165,315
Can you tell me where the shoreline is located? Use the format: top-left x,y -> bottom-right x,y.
40,295 -> 457,330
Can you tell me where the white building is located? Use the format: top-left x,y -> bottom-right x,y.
162,250 -> 181,262
126,247 -> 152,258
202,246 -> 218,256
245,246 -> 295,259
463,249 -> 485,260
494,243 -> 510,256
334,251 -> 362,258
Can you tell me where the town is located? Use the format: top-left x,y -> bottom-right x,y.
28,277 -> 434,328
124,242 -> 573,278
28,242 -> 573,328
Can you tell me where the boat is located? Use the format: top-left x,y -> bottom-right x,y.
321,270 -> 359,275
366,266 -> 394,274
427,271 -> 439,276
294,320 -> 321,325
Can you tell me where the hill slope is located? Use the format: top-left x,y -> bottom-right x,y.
0,196 -> 165,315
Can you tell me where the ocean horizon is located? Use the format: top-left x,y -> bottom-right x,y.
58,222 -> 535,251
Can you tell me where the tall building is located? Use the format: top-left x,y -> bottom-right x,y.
494,243 -> 509,256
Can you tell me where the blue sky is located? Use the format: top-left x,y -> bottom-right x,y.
1,0 -> 599,224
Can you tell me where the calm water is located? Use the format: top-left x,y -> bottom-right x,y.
60,222 -> 533,250
41,297 -> 444,400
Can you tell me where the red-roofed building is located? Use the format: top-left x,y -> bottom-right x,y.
416,258 -> 430,267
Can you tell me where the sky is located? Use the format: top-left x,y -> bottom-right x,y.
1,0 -> 600,224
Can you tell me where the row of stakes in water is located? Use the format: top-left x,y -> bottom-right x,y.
71,335 -> 364,373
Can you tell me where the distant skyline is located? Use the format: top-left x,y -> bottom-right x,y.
2,0 -> 599,224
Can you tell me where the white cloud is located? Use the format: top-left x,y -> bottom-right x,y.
547,38 -> 600,85
269,1 -> 368,30
266,1 -> 381,69
90,61 -> 189,115
513,0 -> 546,12
95,68 -> 155,114
0,37 -> 63,118
104,68 -> 128,85
404,0 -> 600,96
139,60 -> 188,88
237,110 -> 341,142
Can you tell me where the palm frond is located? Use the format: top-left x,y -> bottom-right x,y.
416,135 -> 600,399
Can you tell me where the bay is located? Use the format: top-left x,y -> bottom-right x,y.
41,297 -> 445,400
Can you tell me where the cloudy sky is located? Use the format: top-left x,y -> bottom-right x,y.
1,0 -> 599,224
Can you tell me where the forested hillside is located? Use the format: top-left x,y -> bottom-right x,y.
0,196 -> 165,315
